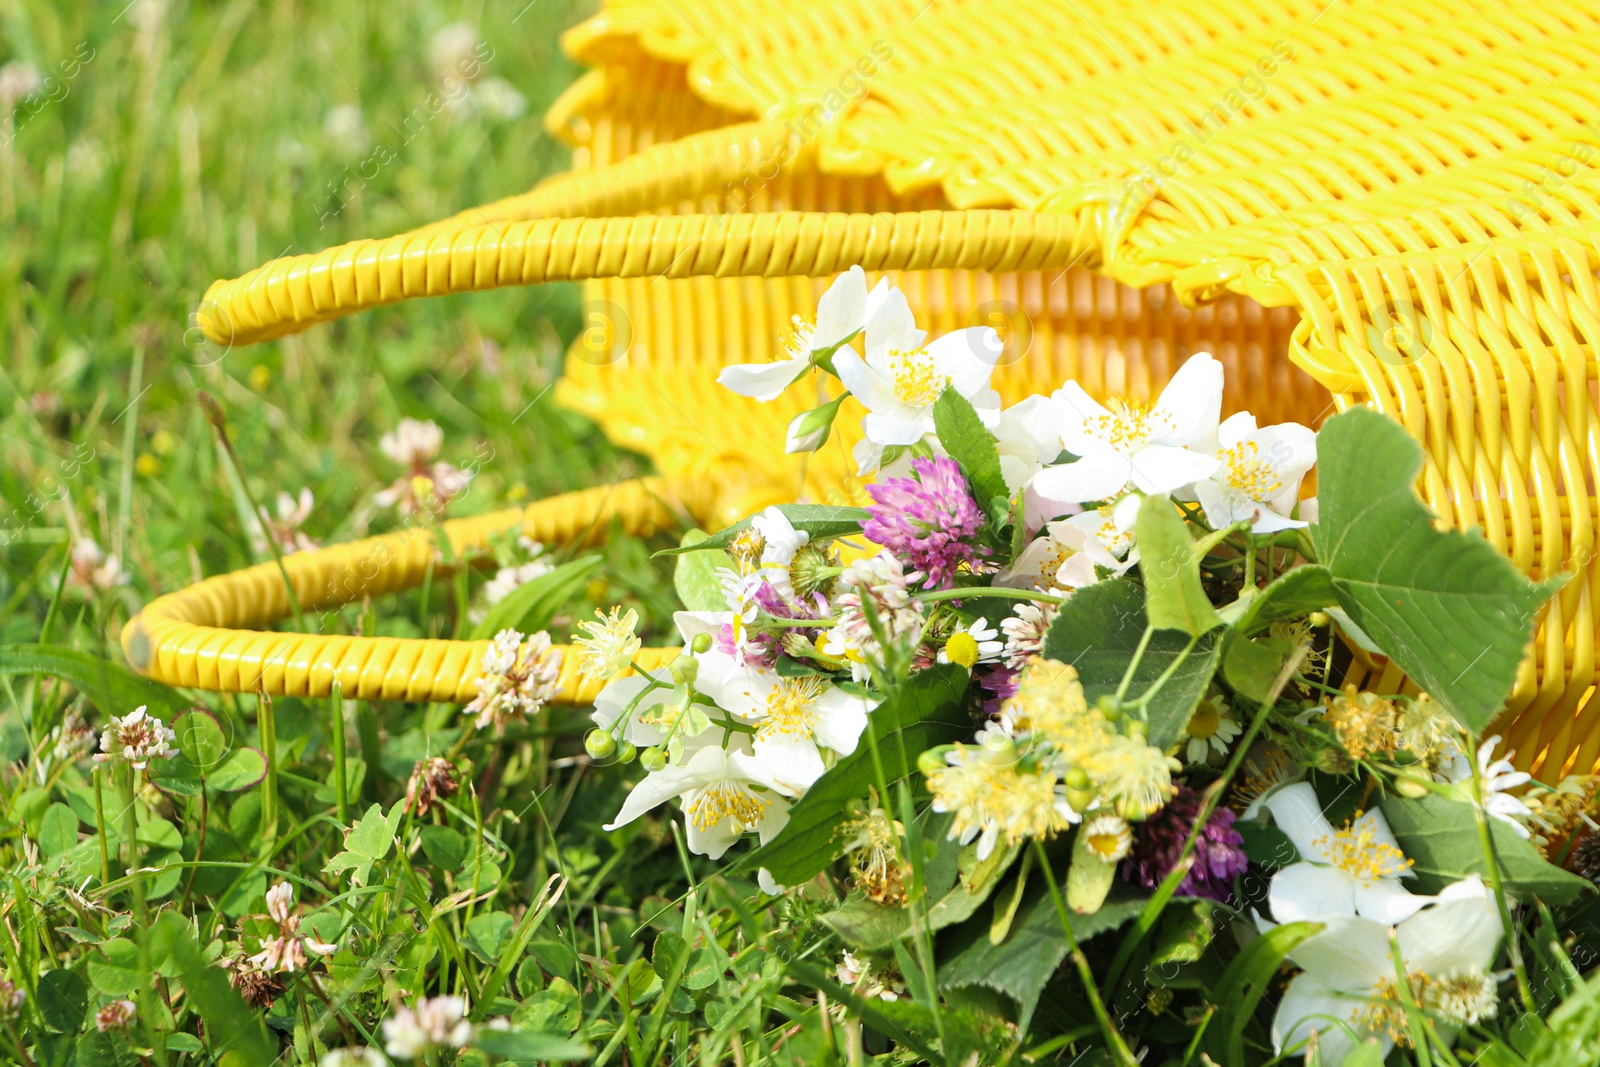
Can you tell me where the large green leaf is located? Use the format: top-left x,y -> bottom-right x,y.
1041,579 -> 1219,748
747,665 -> 970,885
470,555 -> 603,640
1312,408 -> 1560,732
933,385 -> 1010,524
1136,495 -> 1220,637
655,505 -> 869,556
674,530 -> 734,612
0,644 -> 188,717
1380,791 -> 1590,905
939,884 -> 1144,1027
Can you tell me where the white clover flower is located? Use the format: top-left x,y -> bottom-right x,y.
382,996 -> 474,1059
718,266 -> 889,401
374,418 -> 471,514
834,288 -> 1003,473
320,1048 -> 386,1067
1032,353 -> 1223,503
254,488 -> 317,555
819,552 -> 927,681
1270,877 -> 1502,1066
94,999 -> 137,1032
249,881 -> 337,974
68,538 -> 132,593
1191,412 -> 1317,533
999,601 -> 1058,671
94,706 -> 176,770
464,629 -> 562,732
603,740 -> 795,859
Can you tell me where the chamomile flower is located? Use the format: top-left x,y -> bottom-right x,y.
937,620 -> 1002,668
1081,814 -> 1133,863
1183,697 -> 1241,764
1437,735 -> 1534,838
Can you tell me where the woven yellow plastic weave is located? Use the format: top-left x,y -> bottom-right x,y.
126,0 -> 1600,777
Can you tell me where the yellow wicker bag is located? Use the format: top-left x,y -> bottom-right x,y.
124,0 -> 1600,778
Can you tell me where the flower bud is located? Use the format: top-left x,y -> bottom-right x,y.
979,732 -> 1017,767
615,740 -> 638,765
1308,611 -> 1331,628
1124,720 -> 1148,743
784,394 -> 846,454
584,729 -> 616,760
640,746 -> 666,772
1065,767 -> 1091,790
689,632 -> 713,655
917,748 -> 948,777
1096,694 -> 1122,721
1066,786 -> 1098,813
1393,772 -> 1430,799
670,654 -> 699,686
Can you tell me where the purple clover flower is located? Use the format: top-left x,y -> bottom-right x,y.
863,457 -> 990,590
1121,785 -> 1248,902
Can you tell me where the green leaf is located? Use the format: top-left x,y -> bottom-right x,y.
86,939 -> 142,996
420,824 -> 467,869
172,708 -> 229,774
40,802 -> 78,858
1220,634 -> 1298,705
1312,408 -> 1560,732
1136,495 -> 1221,636
939,884 -> 1143,1028
655,504 -> 869,556
1380,791 -> 1591,905
822,897 -> 912,951
36,968 -> 87,1032
469,1029 -> 590,1062
465,911 -> 516,963
1205,920 -> 1324,1066
1229,565 -> 1336,638
470,555 -> 603,640
746,664 -> 969,885
1041,578 -> 1219,748
0,643 -> 188,718
207,747 -> 267,791
673,530 -> 734,612
324,801 -> 402,886
932,385 -> 1009,523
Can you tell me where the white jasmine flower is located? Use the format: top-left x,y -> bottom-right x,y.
464,629 -> 562,732
604,741 -> 795,859
574,606 -> 642,685
695,659 -> 872,793
94,706 -> 176,770
718,266 -> 887,400
1032,353 -> 1223,503
994,394 -> 1065,494
1271,877 -> 1503,1065
382,995 -> 474,1059
1259,782 -> 1428,925
749,507 -> 810,599
1183,697 -> 1241,764
835,288 -> 1003,473
1191,412 -> 1317,533
1437,735 -> 1534,838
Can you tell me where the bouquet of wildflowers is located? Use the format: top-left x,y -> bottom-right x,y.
563,266 -> 1600,1065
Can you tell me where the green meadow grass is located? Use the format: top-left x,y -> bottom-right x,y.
0,4 -> 848,1065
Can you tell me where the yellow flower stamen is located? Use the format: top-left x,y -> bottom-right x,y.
757,676 -> 825,742
1218,440 -> 1281,500
1314,814 -> 1413,886
685,781 -> 769,832
944,633 -> 980,670
889,348 -> 948,407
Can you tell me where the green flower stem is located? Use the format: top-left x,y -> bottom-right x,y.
1129,632 -> 1201,716
1389,929 -> 1435,1067
259,690 -> 279,858
117,763 -> 146,921
93,763 -> 110,887
1468,740 -> 1536,1013
330,681 -> 349,825
1033,840 -> 1138,1067
911,586 -> 1066,606
1113,625 -> 1155,704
